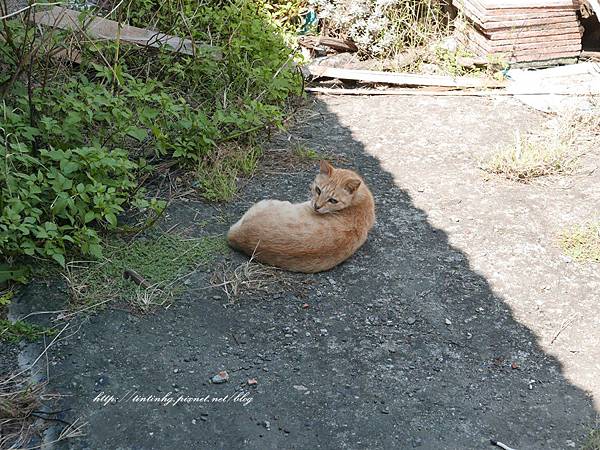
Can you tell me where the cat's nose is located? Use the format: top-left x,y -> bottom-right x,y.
313,203 -> 320,211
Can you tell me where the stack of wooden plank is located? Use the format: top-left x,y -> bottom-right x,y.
453,0 -> 583,65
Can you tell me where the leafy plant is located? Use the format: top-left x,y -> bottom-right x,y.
0,319 -> 55,342
0,0 -> 300,266
0,289 -> 14,306
0,97 -> 152,265
0,265 -> 28,284
293,144 -> 322,160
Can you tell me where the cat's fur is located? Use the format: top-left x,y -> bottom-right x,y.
227,161 -> 375,273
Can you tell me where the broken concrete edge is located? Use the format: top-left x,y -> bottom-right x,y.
31,6 -> 222,61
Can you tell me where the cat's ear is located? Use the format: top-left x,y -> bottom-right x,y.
344,178 -> 361,194
319,160 -> 334,176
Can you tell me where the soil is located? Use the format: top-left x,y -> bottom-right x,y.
6,94 -> 600,449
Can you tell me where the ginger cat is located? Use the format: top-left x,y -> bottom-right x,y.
227,160 -> 375,273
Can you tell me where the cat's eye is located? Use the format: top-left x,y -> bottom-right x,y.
328,198 -> 338,204
315,186 -> 321,195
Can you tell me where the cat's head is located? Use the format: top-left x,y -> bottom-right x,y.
310,160 -> 362,214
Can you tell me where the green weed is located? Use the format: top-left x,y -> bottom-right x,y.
0,319 -> 55,343
0,1 -> 300,267
293,145 -> 322,161
66,233 -> 228,311
582,428 -> 600,450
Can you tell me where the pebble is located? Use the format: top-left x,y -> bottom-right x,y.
445,318 -> 452,325
293,385 -> 308,391
211,371 -> 229,384
406,317 -> 417,325
247,378 -> 258,386
262,420 -> 271,430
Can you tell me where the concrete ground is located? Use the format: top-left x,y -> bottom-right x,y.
8,94 -> 600,449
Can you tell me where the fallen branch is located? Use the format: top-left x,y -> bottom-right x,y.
123,269 -> 151,289
299,36 -> 358,53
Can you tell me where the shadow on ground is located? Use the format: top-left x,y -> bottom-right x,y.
10,96 -> 598,449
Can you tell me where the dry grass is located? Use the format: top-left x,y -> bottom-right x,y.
483,131 -> 579,182
0,377 -> 84,449
211,259 -> 289,302
483,101 -> 600,183
0,377 -> 43,449
560,222 -> 600,263
210,253 -> 309,303
0,323 -> 86,448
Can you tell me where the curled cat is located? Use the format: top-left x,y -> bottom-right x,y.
227,160 -> 375,273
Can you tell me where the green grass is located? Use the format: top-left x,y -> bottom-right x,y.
197,165 -> 239,202
0,290 -> 14,307
561,222 -> 600,263
0,320 -> 55,343
67,233 -> 228,311
293,144 -> 323,161
197,144 -> 263,202
582,428 -> 600,450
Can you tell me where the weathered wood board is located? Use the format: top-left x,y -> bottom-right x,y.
452,0 -> 582,64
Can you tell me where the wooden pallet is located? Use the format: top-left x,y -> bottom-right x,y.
453,0 -> 582,64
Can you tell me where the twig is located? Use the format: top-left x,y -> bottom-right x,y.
123,268 -> 151,289
54,299 -> 111,321
19,417 -> 87,449
550,313 -> 578,345
491,439 -> 517,450
30,412 -> 73,427
2,323 -> 69,384
0,2 -> 62,20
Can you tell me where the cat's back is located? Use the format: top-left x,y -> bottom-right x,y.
227,199 -> 316,245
